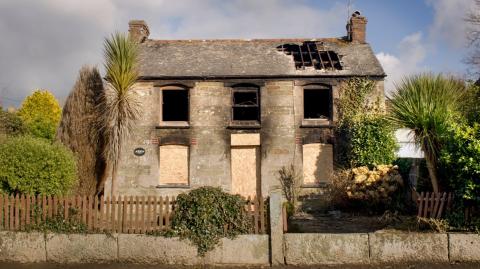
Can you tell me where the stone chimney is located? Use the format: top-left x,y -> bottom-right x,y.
128,20 -> 150,43
347,11 -> 367,43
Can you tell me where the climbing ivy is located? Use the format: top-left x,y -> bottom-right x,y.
170,187 -> 252,256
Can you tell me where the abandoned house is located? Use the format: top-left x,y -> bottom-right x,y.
105,12 -> 386,198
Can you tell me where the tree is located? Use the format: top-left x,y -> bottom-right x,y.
0,136 -> 77,195
0,109 -> 27,137
56,66 -> 106,196
18,90 -> 61,140
388,74 -> 465,193
466,0 -> 480,75
96,33 -> 140,195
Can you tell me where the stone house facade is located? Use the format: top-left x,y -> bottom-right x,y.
105,12 -> 386,198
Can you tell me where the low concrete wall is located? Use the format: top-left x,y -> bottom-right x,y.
46,233 -> 118,263
0,232 -> 45,263
285,232 -> 479,265
284,233 -> 369,265
1,231 -> 479,265
117,234 -> 269,265
369,231 -> 449,263
449,233 -> 480,262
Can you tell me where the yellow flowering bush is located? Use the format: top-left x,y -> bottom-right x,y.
330,165 -> 404,211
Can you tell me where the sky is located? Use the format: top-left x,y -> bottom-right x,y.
0,0 -> 476,108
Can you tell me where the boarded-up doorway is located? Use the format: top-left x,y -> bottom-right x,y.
231,146 -> 260,198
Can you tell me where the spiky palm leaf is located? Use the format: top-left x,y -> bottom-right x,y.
388,74 -> 465,193
97,33 -> 140,195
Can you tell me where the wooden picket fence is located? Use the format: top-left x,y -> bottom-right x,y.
416,192 -> 452,219
0,194 -> 266,234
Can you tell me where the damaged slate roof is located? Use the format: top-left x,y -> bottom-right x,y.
137,38 -> 385,79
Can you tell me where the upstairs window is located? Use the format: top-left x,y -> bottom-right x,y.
303,85 -> 332,121
232,85 -> 260,123
162,87 -> 189,122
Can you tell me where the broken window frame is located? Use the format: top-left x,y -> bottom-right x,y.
277,42 -> 342,71
302,84 -> 332,126
231,84 -> 261,127
159,85 -> 190,127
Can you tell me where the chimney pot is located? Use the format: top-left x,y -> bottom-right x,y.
347,11 -> 367,43
128,20 -> 150,43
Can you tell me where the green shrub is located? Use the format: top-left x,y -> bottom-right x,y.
340,114 -> 398,168
0,109 -> 27,136
171,187 -> 252,256
0,136 -> 77,195
440,121 -> 480,229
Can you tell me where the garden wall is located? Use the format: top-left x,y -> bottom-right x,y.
0,232 -> 269,265
284,231 -> 480,266
1,231 -> 479,265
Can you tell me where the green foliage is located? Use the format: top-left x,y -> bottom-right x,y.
17,90 -> 61,140
388,74 -> 465,193
336,78 -> 396,168
0,109 -> 26,136
461,82 -> 480,124
171,187 -> 252,256
440,122 -> 480,203
98,32 -> 141,195
25,206 -> 87,234
342,114 -> 398,168
0,136 -> 77,195
337,78 -> 378,124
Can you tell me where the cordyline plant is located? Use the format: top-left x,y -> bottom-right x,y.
388,74 -> 465,193
96,33 -> 141,196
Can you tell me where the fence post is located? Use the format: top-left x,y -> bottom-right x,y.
269,189 -> 284,265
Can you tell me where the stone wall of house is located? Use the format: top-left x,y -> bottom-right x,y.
108,78 -> 385,197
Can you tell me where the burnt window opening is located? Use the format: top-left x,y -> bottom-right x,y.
162,89 -> 189,121
277,42 -> 342,70
304,88 -> 331,120
232,85 -> 260,122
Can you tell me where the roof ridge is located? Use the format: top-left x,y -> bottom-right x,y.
144,37 -> 349,44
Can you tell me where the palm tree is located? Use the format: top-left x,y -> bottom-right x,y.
388,74 -> 464,193
97,33 -> 140,196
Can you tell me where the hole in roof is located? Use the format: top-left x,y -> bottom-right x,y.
277,41 -> 342,71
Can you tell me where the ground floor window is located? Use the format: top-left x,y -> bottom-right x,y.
302,143 -> 333,185
159,145 -> 189,186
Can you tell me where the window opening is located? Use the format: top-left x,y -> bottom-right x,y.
162,89 -> 188,121
304,88 -> 331,120
232,86 -> 260,122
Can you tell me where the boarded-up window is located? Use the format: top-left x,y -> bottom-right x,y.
231,146 -> 260,198
302,143 -> 333,185
159,145 -> 189,185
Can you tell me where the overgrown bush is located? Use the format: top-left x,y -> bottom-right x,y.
340,114 -> 398,168
0,136 -> 77,195
278,165 -> 301,215
330,165 -> 404,213
440,121 -> 480,229
171,187 -> 252,256
0,109 -> 26,136
336,78 -> 397,168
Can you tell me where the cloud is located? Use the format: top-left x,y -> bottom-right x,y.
0,0 -> 350,108
376,32 -> 427,95
426,0 -> 475,48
